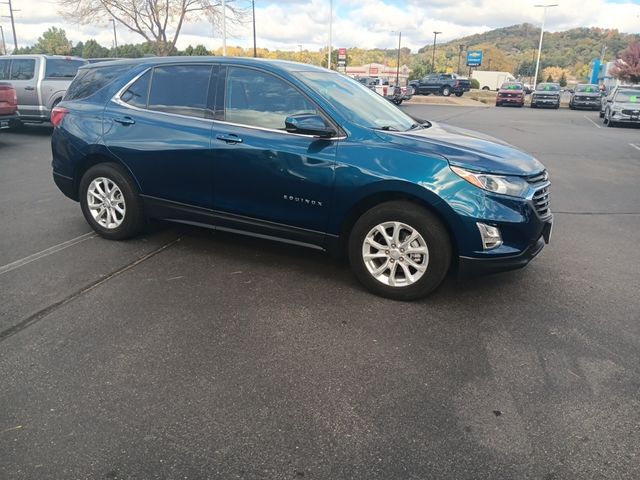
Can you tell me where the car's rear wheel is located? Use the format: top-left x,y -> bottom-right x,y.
348,201 -> 451,300
79,163 -> 145,240
455,92 -> 463,97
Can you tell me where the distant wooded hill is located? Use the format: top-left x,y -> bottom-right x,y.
413,23 -> 639,81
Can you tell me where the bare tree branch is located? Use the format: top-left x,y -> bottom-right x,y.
58,0 -> 245,55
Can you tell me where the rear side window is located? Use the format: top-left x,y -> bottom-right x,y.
147,65 -> 212,118
65,65 -> 132,101
0,59 -> 9,80
121,70 -> 151,108
10,59 -> 35,80
45,59 -> 86,79
225,67 -> 318,130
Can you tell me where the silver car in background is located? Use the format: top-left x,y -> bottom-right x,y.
602,86 -> 640,127
0,55 -> 87,125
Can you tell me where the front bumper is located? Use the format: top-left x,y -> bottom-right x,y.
531,97 -> 560,107
458,221 -> 551,278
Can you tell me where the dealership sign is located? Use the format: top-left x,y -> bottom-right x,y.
338,47 -> 347,66
466,50 -> 483,67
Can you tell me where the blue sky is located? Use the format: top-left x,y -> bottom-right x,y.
3,0 -> 639,52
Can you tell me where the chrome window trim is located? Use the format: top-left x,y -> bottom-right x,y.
111,65 -> 347,141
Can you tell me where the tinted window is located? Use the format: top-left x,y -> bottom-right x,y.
10,59 -> 35,80
0,59 -> 9,80
148,65 -> 212,118
225,67 -> 318,130
45,59 -> 86,79
575,84 -> 599,93
121,70 -> 151,108
501,82 -> 523,90
535,83 -> 560,91
65,65 -> 132,100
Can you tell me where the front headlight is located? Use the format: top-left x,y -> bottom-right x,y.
450,166 -> 529,197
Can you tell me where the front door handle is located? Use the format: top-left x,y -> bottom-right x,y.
114,116 -> 135,126
24,86 -> 35,91
216,133 -> 243,144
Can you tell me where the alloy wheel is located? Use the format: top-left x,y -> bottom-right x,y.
87,177 -> 126,229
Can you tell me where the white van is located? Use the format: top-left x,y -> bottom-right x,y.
471,71 -> 516,91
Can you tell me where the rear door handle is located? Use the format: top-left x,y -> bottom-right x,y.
216,134 -> 243,144
24,86 -> 35,91
114,116 -> 135,126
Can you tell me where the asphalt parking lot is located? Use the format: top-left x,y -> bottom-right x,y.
1,105 -> 639,479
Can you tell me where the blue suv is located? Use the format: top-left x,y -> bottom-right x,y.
51,57 -> 552,300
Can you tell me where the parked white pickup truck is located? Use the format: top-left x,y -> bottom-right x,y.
355,77 -> 413,105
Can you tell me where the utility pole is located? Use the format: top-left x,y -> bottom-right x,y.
0,25 -> 6,55
109,19 -> 118,57
457,44 -> 464,75
327,0 -> 332,69
222,0 -> 227,56
252,0 -> 257,57
533,4 -> 558,90
431,31 -> 441,73
396,32 -> 401,86
1,0 -> 18,52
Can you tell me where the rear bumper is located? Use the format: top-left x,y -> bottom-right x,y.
0,113 -> 19,129
53,171 -> 77,200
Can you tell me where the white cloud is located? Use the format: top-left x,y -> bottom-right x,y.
1,0 -> 638,53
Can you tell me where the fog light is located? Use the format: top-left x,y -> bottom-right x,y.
477,223 -> 503,250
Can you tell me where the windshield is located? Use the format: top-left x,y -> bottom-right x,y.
575,84 -> 599,93
501,82 -> 523,90
614,89 -> 640,103
299,72 -> 415,132
536,83 -> 560,92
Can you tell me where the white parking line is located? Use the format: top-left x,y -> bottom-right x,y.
630,143 -> 640,152
0,232 -> 96,276
583,115 -> 601,129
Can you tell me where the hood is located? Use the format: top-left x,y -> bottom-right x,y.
376,122 -> 544,176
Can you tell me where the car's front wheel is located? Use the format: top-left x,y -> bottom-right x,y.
348,201 -> 451,300
441,86 -> 451,97
79,163 -> 145,240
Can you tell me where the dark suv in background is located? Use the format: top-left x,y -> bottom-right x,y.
569,84 -> 601,110
409,73 -> 471,97
51,57 -> 551,300
530,83 -> 561,109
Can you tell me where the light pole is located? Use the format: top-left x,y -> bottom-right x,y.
222,0 -> 227,56
327,0 -> 332,69
0,25 -> 6,55
533,4 -> 558,90
252,0 -> 257,57
109,19 -> 118,56
431,31 -> 441,73
457,44 -> 465,75
392,31 -> 401,86
1,0 -> 18,52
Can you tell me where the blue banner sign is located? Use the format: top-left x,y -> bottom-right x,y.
467,50 -> 483,67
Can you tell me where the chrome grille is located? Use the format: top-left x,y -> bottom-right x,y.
622,109 -> 640,115
532,186 -> 551,217
526,171 -> 549,184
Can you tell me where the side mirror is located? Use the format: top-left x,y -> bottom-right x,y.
285,114 -> 335,138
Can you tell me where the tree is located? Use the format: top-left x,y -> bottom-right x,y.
72,41 -> 84,57
612,42 -> 640,84
559,72 -> 567,87
82,39 -> 109,58
546,75 -> 553,82
33,27 -> 71,55
58,0 -> 243,56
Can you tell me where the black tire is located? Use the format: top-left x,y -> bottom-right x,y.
481,86 -> 490,91
455,92 -> 463,97
599,110 -> 604,118
9,118 -> 24,130
441,86 -> 451,97
79,162 -> 145,240
496,102 -> 501,107
555,104 -> 560,109
531,103 -> 537,108
348,201 -> 452,301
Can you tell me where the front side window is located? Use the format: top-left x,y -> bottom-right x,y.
148,65 -> 212,118
121,70 -> 151,108
10,59 -> 35,80
0,59 -> 10,80
45,59 -> 86,79
225,67 -> 319,130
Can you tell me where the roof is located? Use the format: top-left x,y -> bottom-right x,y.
81,56 -> 330,74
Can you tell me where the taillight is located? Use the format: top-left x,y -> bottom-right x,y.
51,106 -> 69,128
455,80 -> 460,86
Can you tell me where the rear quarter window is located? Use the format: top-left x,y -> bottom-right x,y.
65,65 -> 132,101
45,59 -> 87,79
0,59 -> 9,80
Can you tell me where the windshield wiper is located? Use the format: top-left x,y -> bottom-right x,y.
407,121 -> 432,131
378,125 -> 399,131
